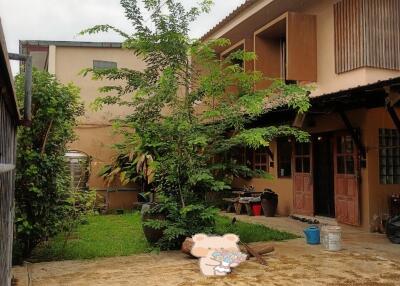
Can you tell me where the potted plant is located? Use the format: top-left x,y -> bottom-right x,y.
261,189 -> 278,217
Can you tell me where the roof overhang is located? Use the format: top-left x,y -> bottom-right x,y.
311,77 -> 400,111
201,0 -> 315,49
251,77 -> 400,129
19,40 -> 122,51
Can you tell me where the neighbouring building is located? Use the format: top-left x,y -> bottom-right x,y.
19,40 -> 147,210
202,0 -> 400,230
0,19 -> 20,286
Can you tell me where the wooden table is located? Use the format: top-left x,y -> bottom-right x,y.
223,191 -> 261,215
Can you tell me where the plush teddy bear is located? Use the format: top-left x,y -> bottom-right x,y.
190,233 -> 246,276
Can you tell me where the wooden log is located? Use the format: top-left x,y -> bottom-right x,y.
240,241 -> 268,265
181,238 -> 274,257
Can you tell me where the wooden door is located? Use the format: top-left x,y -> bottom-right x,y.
334,133 -> 360,226
293,142 -> 314,216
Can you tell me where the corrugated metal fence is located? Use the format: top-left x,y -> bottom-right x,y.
0,92 -> 17,286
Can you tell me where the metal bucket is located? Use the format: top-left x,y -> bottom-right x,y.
65,150 -> 90,190
321,225 -> 342,251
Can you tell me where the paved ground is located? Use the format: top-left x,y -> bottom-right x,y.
13,214 -> 400,286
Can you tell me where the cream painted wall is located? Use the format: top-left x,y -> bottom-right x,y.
232,140 -> 294,216
294,0 -> 400,97
214,0 -> 400,97
53,46 -> 146,190
364,107 -> 400,223
226,0 -> 400,230
54,46 -> 146,125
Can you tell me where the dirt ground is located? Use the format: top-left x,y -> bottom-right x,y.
12,215 -> 400,286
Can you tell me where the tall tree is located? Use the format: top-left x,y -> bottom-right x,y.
82,0 -> 310,248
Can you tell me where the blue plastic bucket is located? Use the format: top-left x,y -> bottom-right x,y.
304,226 -> 320,245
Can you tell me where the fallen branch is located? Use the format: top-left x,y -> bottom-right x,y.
240,241 -> 268,266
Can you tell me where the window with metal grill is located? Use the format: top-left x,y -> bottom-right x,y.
93,60 -> 117,70
379,129 -> 400,184
252,147 -> 269,172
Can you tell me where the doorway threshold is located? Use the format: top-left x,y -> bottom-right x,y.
292,214 -> 338,226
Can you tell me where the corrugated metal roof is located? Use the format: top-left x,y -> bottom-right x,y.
19,40 -> 122,49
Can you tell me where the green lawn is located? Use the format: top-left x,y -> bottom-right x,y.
30,212 -> 297,262
215,216 -> 298,242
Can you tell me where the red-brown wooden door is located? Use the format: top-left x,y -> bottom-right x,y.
293,142 -> 314,216
334,133 -> 360,226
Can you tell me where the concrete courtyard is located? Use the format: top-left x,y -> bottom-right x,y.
12,214 -> 400,286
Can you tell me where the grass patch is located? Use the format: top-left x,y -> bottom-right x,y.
215,216 -> 298,242
30,212 -> 297,262
31,212 -> 150,261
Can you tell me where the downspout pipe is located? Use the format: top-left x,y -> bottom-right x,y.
8,52 -> 32,126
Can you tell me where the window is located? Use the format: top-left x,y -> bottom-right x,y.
252,147 -> 269,172
336,135 -> 355,175
93,60 -> 117,70
294,142 -> 310,173
379,129 -> 400,184
231,146 -> 246,165
277,138 -> 292,177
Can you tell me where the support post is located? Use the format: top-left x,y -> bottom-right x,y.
266,147 -> 274,161
384,86 -> 400,133
338,110 -> 366,159
293,112 -> 307,128
386,98 -> 400,133
8,53 -> 32,126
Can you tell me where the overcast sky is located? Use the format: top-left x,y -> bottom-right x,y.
0,0 -> 245,74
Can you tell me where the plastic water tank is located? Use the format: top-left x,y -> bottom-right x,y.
321,225 -> 342,251
65,150 -> 90,190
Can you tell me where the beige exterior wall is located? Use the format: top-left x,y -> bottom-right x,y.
211,0 -> 400,97
233,106 -> 400,230
298,0 -> 400,97
50,46 -> 145,206
364,108 -> 400,222
214,0 -> 400,231
54,46 -> 146,125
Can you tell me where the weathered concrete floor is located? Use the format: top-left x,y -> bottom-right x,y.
12,214 -> 400,286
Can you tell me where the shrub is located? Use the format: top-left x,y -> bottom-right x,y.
13,70 -> 84,262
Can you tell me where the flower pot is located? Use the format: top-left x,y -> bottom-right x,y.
251,203 -> 262,216
260,190 -> 278,217
141,204 -> 165,244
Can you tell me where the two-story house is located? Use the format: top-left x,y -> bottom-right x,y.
202,0 -> 400,230
19,40 -> 146,210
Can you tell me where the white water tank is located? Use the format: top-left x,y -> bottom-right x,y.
65,150 -> 90,190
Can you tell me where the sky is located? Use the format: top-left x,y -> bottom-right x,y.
0,0 -> 246,74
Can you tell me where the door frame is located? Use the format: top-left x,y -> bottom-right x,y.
291,130 -> 361,224
312,132 -> 335,218
333,131 -> 361,226
292,141 -> 314,216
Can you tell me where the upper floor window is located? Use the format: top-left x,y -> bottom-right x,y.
379,129 -> 400,184
93,60 -> 117,70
